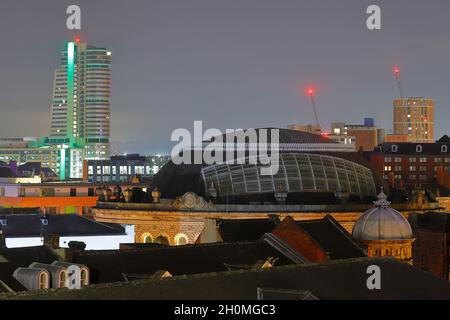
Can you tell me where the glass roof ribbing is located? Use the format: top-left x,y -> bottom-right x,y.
201,153 -> 377,198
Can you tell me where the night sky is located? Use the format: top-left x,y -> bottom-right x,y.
0,0 -> 449,154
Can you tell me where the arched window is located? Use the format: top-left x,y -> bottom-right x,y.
59,271 -> 67,288
175,234 -> 189,246
142,233 -> 153,243
442,145 -> 448,153
80,268 -> 89,286
391,145 -> 398,153
154,235 -> 169,245
416,145 -> 423,153
39,272 -> 48,290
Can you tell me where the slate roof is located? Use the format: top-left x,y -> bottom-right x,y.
215,216 -> 366,260
217,218 -> 279,242
207,128 -> 337,144
375,141 -> 450,155
0,214 -> 125,238
0,245 -> 60,266
438,135 -> 450,143
0,263 -> 27,292
295,216 -> 366,259
0,245 -> 60,292
69,241 -> 295,284
4,257 -> 450,300
0,167 -> 15,178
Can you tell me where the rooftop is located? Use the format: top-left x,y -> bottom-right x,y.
3,257 -> 450,300
205,128 -> 337,145
215,215 -> 366,260
69,241 -> 295,284
0,214 -> 126,238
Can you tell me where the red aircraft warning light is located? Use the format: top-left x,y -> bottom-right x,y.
393,66 -> 400,75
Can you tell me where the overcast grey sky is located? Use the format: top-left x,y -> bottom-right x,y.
0,0 -> 449,154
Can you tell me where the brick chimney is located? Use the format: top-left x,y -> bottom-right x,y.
43,234 -> 60,249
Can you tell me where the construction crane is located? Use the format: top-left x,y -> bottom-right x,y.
392,65 -> 412,137
306,88 -> 321,130
393,65 -> 404,100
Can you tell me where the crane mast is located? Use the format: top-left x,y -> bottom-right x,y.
306,89 -> 321,130
393,66 -> 411,138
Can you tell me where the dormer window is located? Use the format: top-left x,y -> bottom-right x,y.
416,145 -> 423,153
58,270 -> 67,288
80,268 -> 89,286
442,145 -> 448,153
39,272 -> 49,290
391,145 -> 398,153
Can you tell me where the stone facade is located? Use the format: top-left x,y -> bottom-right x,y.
361,239 -> 414,264
134,219 -> 205,245
93,202 -> 433,246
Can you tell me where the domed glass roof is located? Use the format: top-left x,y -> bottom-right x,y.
352,189 -> 413,241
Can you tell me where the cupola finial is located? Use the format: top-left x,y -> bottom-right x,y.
373,187 -> 390,207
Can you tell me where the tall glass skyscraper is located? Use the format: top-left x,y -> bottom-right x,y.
49,40 -> 111,178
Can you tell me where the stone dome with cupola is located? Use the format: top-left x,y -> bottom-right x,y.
352,189 -> 415,264
352,189 -> 413,241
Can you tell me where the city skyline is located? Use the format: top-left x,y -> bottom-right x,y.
1,1 -> 450,154
1,1 -> 450,304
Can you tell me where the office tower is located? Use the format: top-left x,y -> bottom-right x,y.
50,40 -> 111,172
391,97 -> 434,143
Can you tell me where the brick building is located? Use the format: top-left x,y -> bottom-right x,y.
367,135 -> 450,190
